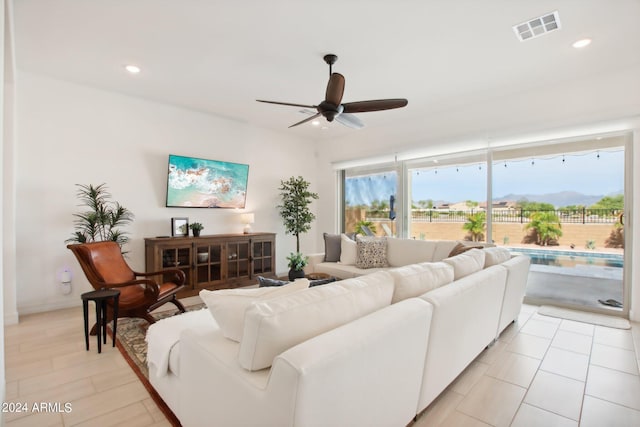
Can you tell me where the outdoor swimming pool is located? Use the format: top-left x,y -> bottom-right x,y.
508,248 -> 624,269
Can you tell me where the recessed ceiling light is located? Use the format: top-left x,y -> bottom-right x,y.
311,120 -> 320,126
125,65 -> 141,74
572,38 -> 592,49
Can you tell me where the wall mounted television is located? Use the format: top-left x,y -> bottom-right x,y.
166,154 -> 249,208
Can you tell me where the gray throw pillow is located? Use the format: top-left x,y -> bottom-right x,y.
257,276 -> 289,287
323,232 -> 342,262
309,277 -> 337,287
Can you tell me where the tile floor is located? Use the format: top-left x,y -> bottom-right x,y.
3,303 -> 640,426
414,305 -> 640,427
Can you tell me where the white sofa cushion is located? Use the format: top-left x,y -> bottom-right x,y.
238,271 -> 394,371
386,237 -> 437,267
431,240 -> 462,262
339,233 -> 357,265
483,247 -> 512,267
389,262 -> 454,303
199,279 -> 310,342
314,262 -> 386,279
443,248 -> 486,280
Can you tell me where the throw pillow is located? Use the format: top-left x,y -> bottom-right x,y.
339,233 -> 357,265
199,279 -> 309,342
443,248 -> 486,280
238,271 -> 394,371
355,236 -> 388,269
257,276 -> 289,287
309,276 -> 337,287
323,232 -> 342,262
448,242 -> 483,257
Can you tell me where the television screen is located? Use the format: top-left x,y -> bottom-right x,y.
166,154 -> 249,208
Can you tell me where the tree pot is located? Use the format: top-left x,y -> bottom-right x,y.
192,229 -> 201,237
288,268 -> 305,281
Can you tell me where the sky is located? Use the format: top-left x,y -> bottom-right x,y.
345,149 -> 624,206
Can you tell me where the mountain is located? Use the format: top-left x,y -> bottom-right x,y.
494,191 -> 620,208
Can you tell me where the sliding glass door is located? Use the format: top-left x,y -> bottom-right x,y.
407,154 -> 487,242
343,165 -> 400,237
492,137 -> 626,313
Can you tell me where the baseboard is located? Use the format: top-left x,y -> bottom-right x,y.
18,299 -> 79,316
3,311 -> 19,325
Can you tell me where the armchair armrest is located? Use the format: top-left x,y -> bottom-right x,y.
134,268 -> 186,285
94,278 -> 160,299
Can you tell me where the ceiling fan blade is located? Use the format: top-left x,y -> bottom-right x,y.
288,113 -> 321,128
335,113 -> 364,129
342,98 -> 408,113
256,100 -> 316,108
325,73 -> 345,106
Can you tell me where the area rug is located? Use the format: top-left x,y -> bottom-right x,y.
108,304 -> 205,426
537,305 -> 631,329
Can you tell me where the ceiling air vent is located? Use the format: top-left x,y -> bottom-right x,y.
513,11 -> 561,42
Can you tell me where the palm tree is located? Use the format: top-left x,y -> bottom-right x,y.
463,212 -> 485,242
524,211 -> 563,246
66,183 -> 134,248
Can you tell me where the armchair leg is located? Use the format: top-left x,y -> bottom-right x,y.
170,297 -> 187,313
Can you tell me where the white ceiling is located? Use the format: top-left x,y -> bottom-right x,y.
12,0 -> 640,143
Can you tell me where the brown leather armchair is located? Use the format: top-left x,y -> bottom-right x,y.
68,241 -> 186,331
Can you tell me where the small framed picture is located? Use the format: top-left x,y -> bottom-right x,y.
171,217 -> 189,237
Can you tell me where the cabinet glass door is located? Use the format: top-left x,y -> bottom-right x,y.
252,240 -> 273,275
195,243 -> 223,286
227,241 -> 250,280
161,246 -> 191,284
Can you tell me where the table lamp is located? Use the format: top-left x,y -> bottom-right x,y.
241,213 -> 254,234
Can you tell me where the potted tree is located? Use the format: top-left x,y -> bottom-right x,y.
278,176 -> 319,280
66,183 -> 134,250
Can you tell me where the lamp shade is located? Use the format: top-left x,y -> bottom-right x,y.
240,213 -> 255,224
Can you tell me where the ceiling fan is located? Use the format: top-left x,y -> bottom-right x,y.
257,54 -> 408,129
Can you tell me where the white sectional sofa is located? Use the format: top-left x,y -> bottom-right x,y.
146,239 -> 530,427
306,236 -> 491,279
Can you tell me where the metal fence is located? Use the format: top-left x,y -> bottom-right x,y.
365,208 -> 623,224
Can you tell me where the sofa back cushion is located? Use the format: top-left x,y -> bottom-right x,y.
199,279 -> 310,342
389,262 -> 454,303
431,241 -> 462,262
386,238 -> 437,267
238,271 -> 394,371
443,249 -> 486,280
483,247 -> 512,267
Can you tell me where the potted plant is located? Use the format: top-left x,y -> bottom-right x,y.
189,222 -> 204,237
66,183 -> 134,250
278,176 -> 319,253
286,252 -> 308,281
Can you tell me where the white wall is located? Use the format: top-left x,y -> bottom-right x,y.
15,72 -> 319,314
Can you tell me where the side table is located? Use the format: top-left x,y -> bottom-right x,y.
81,289 -> 120,354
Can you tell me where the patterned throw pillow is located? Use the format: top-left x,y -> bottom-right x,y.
356,236 -> 388,269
